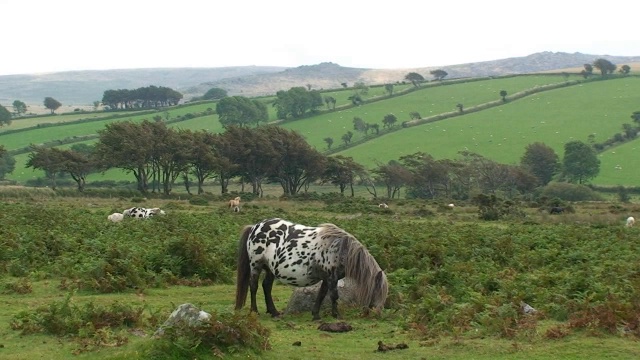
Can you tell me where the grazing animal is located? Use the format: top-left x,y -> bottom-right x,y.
447,203 -> 455,208
123,207 -> 165,219
378,203 -> 389,209
228,196 -> 241,212
549,206 -> 565,214
626,216 -> 635,227
235,218 -> 388,321
107,212 -> 124,222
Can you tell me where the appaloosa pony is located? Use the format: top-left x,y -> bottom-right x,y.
235,218 -> 388,320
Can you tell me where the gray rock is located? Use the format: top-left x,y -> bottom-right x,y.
285,278 -> 359,314
154,303 -> 211,336
521,301 -> 537,314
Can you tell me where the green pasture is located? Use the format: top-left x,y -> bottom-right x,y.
0,111 -> 137,133
281,75 -> 575,151
3,74 -> 640,186
594,140 -> 640,186
336,77 -> 640,171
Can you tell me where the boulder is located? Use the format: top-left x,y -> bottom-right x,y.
154,303 -> 211,336
285,278 -> 359,314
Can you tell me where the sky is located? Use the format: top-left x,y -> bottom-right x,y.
2,0 -> 639,76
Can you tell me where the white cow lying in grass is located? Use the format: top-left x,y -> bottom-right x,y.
626,216 -> 635,227
107,212 -> 124,222
123,207 -> 166,219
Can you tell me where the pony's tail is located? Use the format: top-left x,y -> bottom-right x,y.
235,225 -> 253,310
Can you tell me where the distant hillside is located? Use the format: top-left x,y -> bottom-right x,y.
0,66 -> 287,106
1,52 -> 639,107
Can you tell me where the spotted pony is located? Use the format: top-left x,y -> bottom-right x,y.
235,218 -> 388,320
123,207 -> 165,219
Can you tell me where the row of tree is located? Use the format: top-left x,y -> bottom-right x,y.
20,118 -> 601,200
101,86 -> 183,110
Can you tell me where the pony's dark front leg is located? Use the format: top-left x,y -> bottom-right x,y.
312,280 -> 330,321
249,272 -> 261,314
262,271 -> 280,317
326,277 -> 341,319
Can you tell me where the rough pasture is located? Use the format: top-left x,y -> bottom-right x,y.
2,192 -> 640,358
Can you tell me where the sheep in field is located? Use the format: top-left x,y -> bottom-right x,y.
626,216 -> 635,227
108,212 -> 124,222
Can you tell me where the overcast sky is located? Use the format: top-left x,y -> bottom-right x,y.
2,0 -> 639,76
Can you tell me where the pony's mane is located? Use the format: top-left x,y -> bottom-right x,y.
318,223 -> 388,309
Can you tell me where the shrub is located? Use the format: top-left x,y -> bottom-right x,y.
146,312 -> 270,359
540,182 -> 603,202
1,278 -> 33,294
188,196 -> 209,206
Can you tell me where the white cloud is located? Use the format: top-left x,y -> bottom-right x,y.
1,0 -> 639,75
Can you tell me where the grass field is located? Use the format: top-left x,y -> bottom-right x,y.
335,77 -> 640,181
2,74 -> 640,187
281,75 -> 579,151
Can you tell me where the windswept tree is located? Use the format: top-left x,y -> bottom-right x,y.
323,137 -> 334,149
384,84 -> 394,96
218,125 -> 275,196
0,104 -> 11,126
382,113 -> 397,128
353,117 -> 367,133
185,130 -> 220,194
592,58 -> 616,76
341,131 -> 353,145
273,87 -> 323,119
94,120 -> 156,192
619,64 -> 631,75
26,146 -> 66,190
400,152 -> 452,199
324,96 -> 336,110
520,142 -> 559,186
499,90 -> 508,102
0,145 -> 16,179
372,160 -> 413,199
202,87 -> 228,100
404,72 -> 425,87
322,155 -> 364,196
216,96 -> 268,127
430,69 -> 448,81
12,100 -> 27,116
43,97 -> 62,114
353,81 -> 369,95
581,64 -> 594,78
263,126 -> 327,196
562,140 -> 600,184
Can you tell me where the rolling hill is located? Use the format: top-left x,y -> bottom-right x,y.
2,51 -> 639,108
3,71 -> 640,188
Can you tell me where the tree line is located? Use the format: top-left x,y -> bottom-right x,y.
101,86 -> 183,110
18,118 -> 602,201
